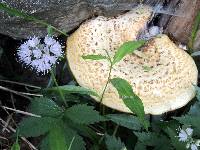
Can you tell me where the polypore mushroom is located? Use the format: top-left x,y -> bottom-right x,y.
66,5 -> 198,115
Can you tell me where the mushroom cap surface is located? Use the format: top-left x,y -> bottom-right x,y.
66,5 -> 198,115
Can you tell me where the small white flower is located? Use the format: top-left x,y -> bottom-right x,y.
50,42 -> 62,56
186,143 -> 191,149
27,37 -> 40,47
178,129 -> 188,142
32,48 -> 42,59
195,140 -> 200,146
191,144 -> 198,150
186,128 -> 193,136
44,36 -> 56,45
17,35 -> 63,74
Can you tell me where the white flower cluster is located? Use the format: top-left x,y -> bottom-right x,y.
178,127 -> 200,150
17,36 -> 63,74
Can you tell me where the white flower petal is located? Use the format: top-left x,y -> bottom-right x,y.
44,36 -> 56,46
195,140 -> 200,146
178,130 -> 188,142
186,128 -> 193,136
191,144 -> 198,150
50,42 -> 62,56
27,37 -> 40,47
33,49 -> 42,59
186,143 -> 191,149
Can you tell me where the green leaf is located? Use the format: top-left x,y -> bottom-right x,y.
106,114 -> 142,130
112,40 -> 145,65
40,122 -> 79,150
11,136 -> 20,150
65,121 -> 99,144
28,97 -> 63,117
11,142 -> 20,150
134,131 -> 171,149
64,104 -> 105,125
105,134 -> 127,150
188,10 -> 200,50
68,136 -> 75,150
110,78 -> 149,130
47,25 -> 54,36
134,142 -> 146,150
48,125 -> 67,150
18,117 -> 57,137
174,115 -> 200,128
40,135 -> 50,150
45,85 -> 100,98
195,86 -> 200,101
63,125 -> 86,150
188,101 -> 200,116
156,120 -> 180,131
11,132 -> 20,150
165,127 -> 186,150
0,3 -> 38,21
134,132 -> 157,146
82,55 -> 107,60
0,3 -> 67,36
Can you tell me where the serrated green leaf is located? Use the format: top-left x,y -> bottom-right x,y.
82,55 -> 107,60
28,97 -> 63,117
48,125 -> 67,150
64,125 -> 86,150
195,86 -> 200,101
134,131 -> 171,149
134,132 -> 155,145
65,121 -> 99,144
174,115 -> 200,128
112,40 -> 145,65
105,134 -> 127,150
157,120 -> 180,131
110,78 -> 149,130
64,104 -> 105,125
39,135 -> 50,150
45,85 -> 100,98
134,142 -> 146,150
106,114 -> 142,130
188,101 -> 200,116
68,136 -> 75,150
165,127 -> 186,150
18,117 -> 58,137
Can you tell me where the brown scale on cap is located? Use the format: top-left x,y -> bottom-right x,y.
66,5 -> 198,115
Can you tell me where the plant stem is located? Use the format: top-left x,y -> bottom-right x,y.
99,63 -> 113,104
50,69 -> 67,107
112,125 -> 119,136
99,50 -> 113,116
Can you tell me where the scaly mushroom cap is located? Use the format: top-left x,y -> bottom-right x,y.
66,5 -> 198,115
